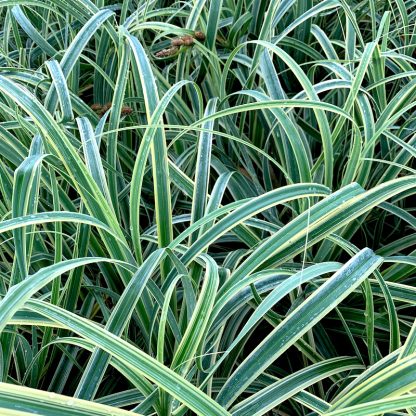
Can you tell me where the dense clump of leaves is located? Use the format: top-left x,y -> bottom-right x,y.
0,0 -> 416,415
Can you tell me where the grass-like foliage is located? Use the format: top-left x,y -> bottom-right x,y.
0,0 -> 415,415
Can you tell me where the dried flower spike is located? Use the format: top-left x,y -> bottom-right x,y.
120,106 -> 133,116
194,31 -> 205,41
155,46 -> 179,58
102,102 -> 112,112
181,35 -> 195,46
171,38 -> 184,47
90,103 -> 103,112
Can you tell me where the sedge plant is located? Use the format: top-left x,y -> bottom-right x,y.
0,0 -> 416,415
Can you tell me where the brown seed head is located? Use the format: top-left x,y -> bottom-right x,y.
181,35 -> 194,46
194,31 -> 205,41
155,46 -> 179,57
121,106 -> 133,116
102,102 -> 112,112
90,103 -> 103,111
171,38 -> 184,46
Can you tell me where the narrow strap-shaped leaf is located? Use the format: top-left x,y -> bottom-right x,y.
198,262 -> 341,379
75,249 -> 166,400
237,90 -> 312,183
11,135 -> 44,284
46,60 -> 73,122
329,353 -> 416,410
199,172 -> 233,236
0,257 -> 130,333
230,176 -> 416,286
77,117 -> 111,204
0,382 -> 138,416
126,72 -> 190,262
0,211 -> 118,238
106,36 -> 130,215
189,98 -> 218,244
170,255 -> 219,376
232,357 -> 363,416
126,32 -> 173,258
26,300 -> 230,416
323,395 -> 416,416
401,319 -> 416,359
11,6 -> 57,57
45,9 -> 114,113
177,183 -> 330,266
41,336 -> 155,401
220,39 -> 335,187
205,0 -> 222,50
0,71 -> 135,274
273,0 -> 339,45
216,248 -> 383,407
